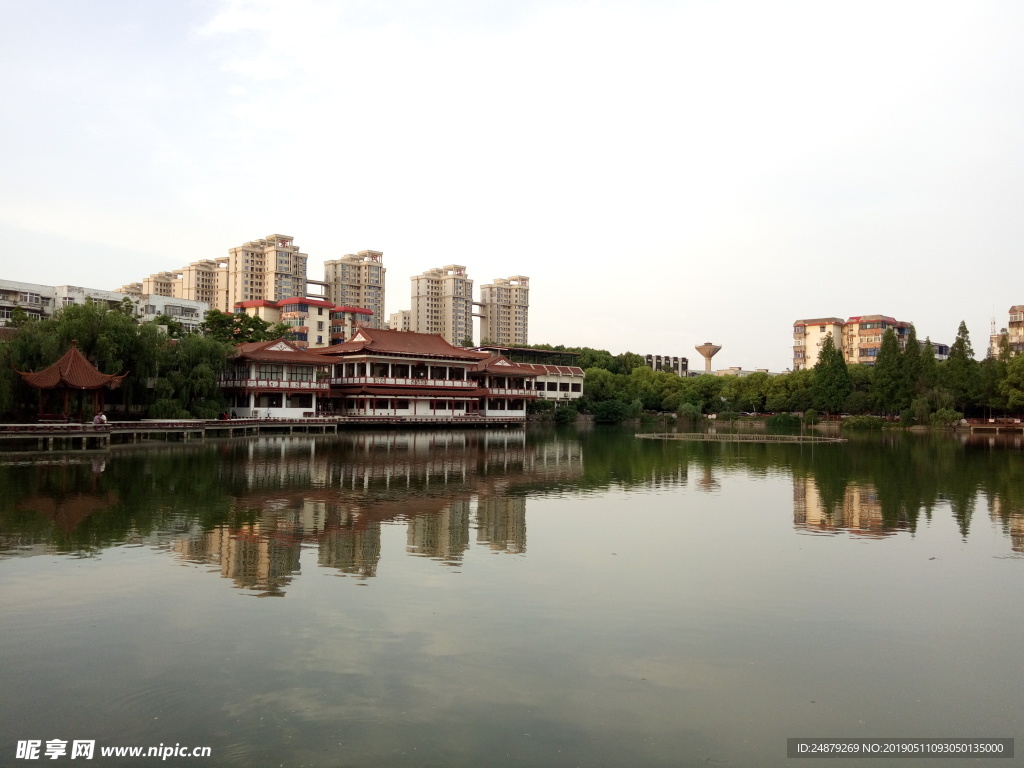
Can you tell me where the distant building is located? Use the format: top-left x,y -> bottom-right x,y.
793,314 -> 914,369
712,367 -> 776,377
792,317 -> 846,371
323,250 -> 385,329
138,233 -> 308,313
644,354 -> 689,376
233,296 -> 358,349
988,305 -> 1024,358
478,276 -> 529,347
410,265 -> 474,345
0,278 -> 208,332
388,309 -> 410,332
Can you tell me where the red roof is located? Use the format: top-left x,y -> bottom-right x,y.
232,338 -> 332,364
470,355 -> 540,377
18,341 -> 127,390
331,306 -> 374,315
311,328 -> 486,361
514,363 -> 585,376
276,297 -> 336,309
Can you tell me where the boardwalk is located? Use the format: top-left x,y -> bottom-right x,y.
637,432 -> 846,444
0,415 -> 527,451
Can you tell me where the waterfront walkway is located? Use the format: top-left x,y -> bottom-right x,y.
0,415 -> 527,451
637,432 -> 847,444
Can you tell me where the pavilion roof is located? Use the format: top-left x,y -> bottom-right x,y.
17,341 -> 127,390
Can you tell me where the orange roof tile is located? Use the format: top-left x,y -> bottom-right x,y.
18,341 -> 127,390
232,338 -> 332,364
311,328 -> 486,361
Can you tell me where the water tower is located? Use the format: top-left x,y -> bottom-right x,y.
695,342 -> 721,373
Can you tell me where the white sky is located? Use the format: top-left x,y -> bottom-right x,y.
2,0 -> 1021,370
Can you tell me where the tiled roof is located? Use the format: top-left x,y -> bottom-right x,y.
18,341 -> 127,390
311,328 -> 486,361
514,363 -> 585,376
232,338 -> 331,364
470,355 -> 541,377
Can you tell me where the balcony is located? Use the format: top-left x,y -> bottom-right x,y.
329,376 -> 476,389
220,378 -> 330,391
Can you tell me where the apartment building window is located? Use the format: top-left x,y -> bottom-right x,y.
19,292 -> 42,305
819,325 -> 825,332
62,297 -> 76,306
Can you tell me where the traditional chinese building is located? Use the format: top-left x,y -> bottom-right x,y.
312,328 -> 537,421
220,339 -> 331,418
17,341 -> 127,421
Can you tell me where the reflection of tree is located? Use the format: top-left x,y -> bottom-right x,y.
4,428 -> 1024,570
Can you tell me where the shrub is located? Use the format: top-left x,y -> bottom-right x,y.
930,408 -> 963,427
717,410 -> 740,422
840,415 -> 885,430
766,413 -> 801,430
899,408 -> 915,426
677,402 -> 702,425
803,409 -> 819,425
593,399 -> 634,424
553,405 -> 578,424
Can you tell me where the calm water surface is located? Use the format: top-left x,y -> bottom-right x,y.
1,427 -> 1023,767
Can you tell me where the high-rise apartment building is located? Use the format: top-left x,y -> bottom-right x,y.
323,250 -> 385,328
410,265 -> 474,345
478,276 -> 529,347
226,234 -> 307,312
136,234 -> 306,313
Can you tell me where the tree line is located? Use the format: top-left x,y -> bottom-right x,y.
522,322 -> 1024,424
0,301 -> 291,421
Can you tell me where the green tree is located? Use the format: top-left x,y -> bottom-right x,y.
872,328 -> 904,415
901,325 -> 922,404
1000,353 -> 1024,412
200,309 -> 292,344
941,321 -> 979,414
813,333 -> 852,415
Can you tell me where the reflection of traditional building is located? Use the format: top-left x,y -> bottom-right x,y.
407,501 -> 471,563
793,476 -> 903,537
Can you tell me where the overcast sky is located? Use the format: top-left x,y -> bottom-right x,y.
2,0 -> 1021,370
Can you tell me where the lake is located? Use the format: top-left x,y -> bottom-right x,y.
1,426 -> 1022,767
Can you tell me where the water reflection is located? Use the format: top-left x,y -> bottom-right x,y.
3,429 -> 1024,584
